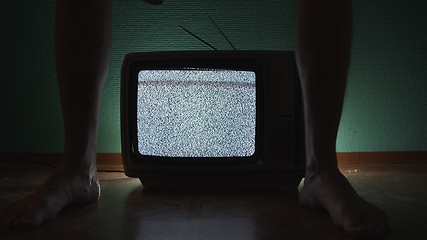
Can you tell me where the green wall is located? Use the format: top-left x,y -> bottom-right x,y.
0,0 -> 426,153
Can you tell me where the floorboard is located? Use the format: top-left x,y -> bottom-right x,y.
0,156 -> 426,239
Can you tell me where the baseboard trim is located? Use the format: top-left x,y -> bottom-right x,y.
1,152 -> 426,171
0,153 -> 124,171
336,151 -> 427,164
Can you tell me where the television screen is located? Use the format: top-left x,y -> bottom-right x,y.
136,69 -> 256,158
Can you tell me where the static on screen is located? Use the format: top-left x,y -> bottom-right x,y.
137,69 -> 256,157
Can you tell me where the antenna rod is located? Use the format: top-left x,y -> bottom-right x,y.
206,13 -> 237,50
179,26 -> 218,50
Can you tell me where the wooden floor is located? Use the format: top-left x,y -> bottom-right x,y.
0,155 -> 426,240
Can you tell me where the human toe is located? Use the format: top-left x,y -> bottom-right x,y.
1,205 -> 26,228
342,218 -> 372,237
14,212 -> 44,230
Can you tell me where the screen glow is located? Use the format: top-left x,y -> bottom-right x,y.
137,69 -> 256,157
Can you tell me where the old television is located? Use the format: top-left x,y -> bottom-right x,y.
121,50 -> 305,189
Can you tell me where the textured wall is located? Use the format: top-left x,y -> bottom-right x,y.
0,0 -> 426,153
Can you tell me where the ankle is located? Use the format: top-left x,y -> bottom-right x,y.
305,156 -> 340,180
59,153 -> 97,177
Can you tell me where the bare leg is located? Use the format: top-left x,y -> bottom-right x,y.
296,0 -> 389,237
1,0 -> 111,230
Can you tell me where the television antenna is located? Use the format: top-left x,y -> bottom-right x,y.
179,13 -> 237,50
178,26 -> 218,50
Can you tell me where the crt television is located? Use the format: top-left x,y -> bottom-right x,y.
121,50 -> 305,189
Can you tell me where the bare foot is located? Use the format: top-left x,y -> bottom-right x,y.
1,166 -> 100,230
299,166 -> 390,237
